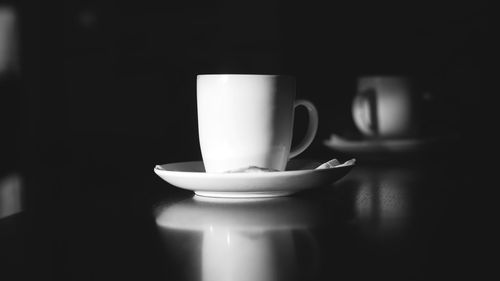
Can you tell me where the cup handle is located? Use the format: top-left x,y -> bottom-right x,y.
352,88 -> 378,136
289,99 -> 319,159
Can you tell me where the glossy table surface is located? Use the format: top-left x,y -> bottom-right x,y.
0,141 -> 489,281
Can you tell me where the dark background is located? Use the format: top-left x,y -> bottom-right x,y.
0,0 -> 490,280
1,0 -> 489,206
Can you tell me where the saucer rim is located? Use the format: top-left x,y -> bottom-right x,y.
154,160 -> 354,176
153,159 -> 355,198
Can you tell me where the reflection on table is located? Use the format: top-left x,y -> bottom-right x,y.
152,160 -> 468,281
351,165 -> 417,238
155,196 -> 321,281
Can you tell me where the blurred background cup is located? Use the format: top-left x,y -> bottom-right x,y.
197,74 -> 318,173
352,76 -> 423,139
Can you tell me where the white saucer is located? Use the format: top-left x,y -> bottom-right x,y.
323,134 -> 444,154
153,159 -> 355,198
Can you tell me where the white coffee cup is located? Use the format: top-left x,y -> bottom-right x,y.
352,76 -> 421,139
197,74 -> 318,173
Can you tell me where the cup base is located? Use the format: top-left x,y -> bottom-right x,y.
195,190 -> 294,198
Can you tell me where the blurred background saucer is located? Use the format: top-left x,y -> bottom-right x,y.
323,133 -> 458,162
